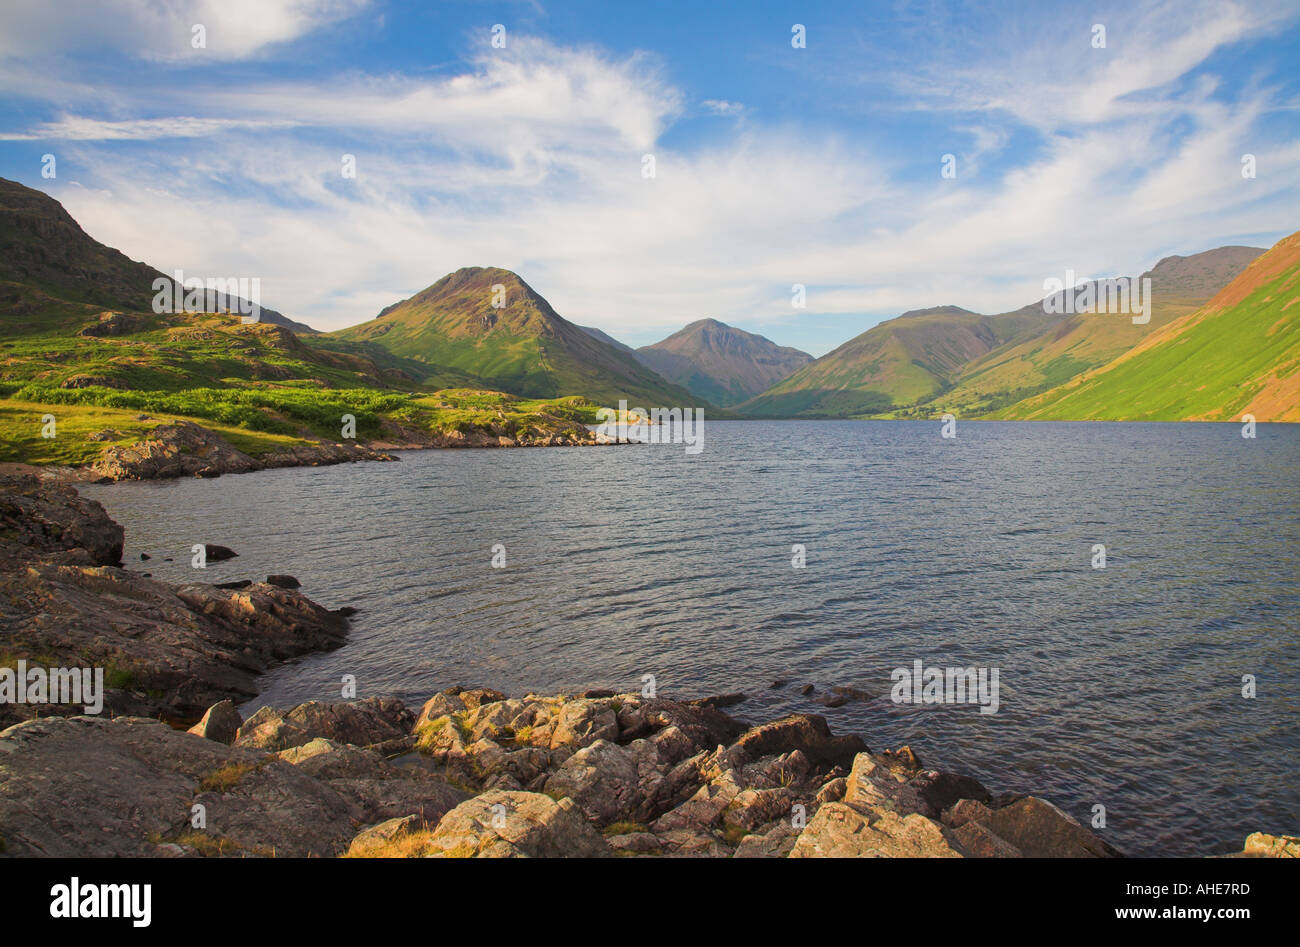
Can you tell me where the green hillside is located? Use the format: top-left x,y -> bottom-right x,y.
739,305 -> 1053,417
993,231 -> 1300,421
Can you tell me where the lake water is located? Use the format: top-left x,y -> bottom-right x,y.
79,420 -> 1300,857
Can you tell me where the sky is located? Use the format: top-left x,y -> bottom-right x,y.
1,0 -> 1297,356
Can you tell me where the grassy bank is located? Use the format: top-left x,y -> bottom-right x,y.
0,386 -> 605,467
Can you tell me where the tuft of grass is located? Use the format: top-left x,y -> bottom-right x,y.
720,821 -> 750,847
601,821 -> 647,837
197,760 -> 262,793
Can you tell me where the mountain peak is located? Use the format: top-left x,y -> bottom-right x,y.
636,319 -> 812,407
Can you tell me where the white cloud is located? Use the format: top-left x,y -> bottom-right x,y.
14,13 -> 1300,353
0,0 -> 369,62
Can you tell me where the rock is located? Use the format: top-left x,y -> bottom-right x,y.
686,693 -> 747,710
635,698 -> 747,752
544,739 -> 664,825
275,738 -> 394,779
140,552 -> 151,561
0,475 -> 123,566
0,716 -> 360,857
941,798 -> 994,828
187,700 -> 242,745
830,685 -> 875,702
908,770 -> 992,816
346,815 -> 423,857
214,580 -> 251,590
265,574 -> 300,589
424,790 -> 612,857
204,544 -> 238,562
952,820 -> 1024,857
732,714 -> 866,768
458,688 -> 506,711
607,832 -> 663,854
971,797 -> 1122,858
545,698 -> 619,750
1232,832 -> 1300,858
799,684 -> 815,696
89,420 -> 397,482
816,777 -> 848,805
790,802 -> 964,858
236,698 -> 411,752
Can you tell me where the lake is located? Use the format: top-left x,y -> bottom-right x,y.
80,419 -> 1300,857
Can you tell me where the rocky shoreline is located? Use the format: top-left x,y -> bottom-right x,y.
71,415 -> 613,483
0,475 -> 1294,859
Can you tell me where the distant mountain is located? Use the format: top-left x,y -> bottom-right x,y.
578,324 -> 639,357
333,267 -> 708,407
631,318 -> 813,408
741,245 -> 1264,419
994,231 -> 1299,421
0,177 -> 316,334
740,304 -> 1052,417
928,246 -> 1265,416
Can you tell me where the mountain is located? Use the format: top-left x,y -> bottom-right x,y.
739,304 -> 1053,417
631,319 -> 813,408
0,177 -> 316,334
332,267 -> 708,407
0,177 -> 444,392
740,245 -> 1264,419
578,324 -> 639,357
993,231 -> 1300,421
927,246 -> 1265,416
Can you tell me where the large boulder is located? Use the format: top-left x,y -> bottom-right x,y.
187,700 -> 242,745
969,797 -> 1122,858
544,739 -> 665,826
732,714 -> 866,768
789,802 -> 964,858
423,790 -> 612,857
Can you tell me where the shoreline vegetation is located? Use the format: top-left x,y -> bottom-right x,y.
0,473 -> 1294,859
0,386 -> 620,481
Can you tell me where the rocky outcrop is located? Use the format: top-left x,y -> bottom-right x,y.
0,688 -> 1293,859
0,474 -> 123,566
88,420 -> 396,482
0,475 -> 350,728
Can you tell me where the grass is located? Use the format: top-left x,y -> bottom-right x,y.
0,398 -> 310,466
601,821 -> 648,836
0,386 -> 606,467
148,830 -> 272,858
342,824 -> 449,858
197,760 -> 263,793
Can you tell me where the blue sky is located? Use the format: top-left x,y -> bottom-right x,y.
1,0 -> 1298,355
